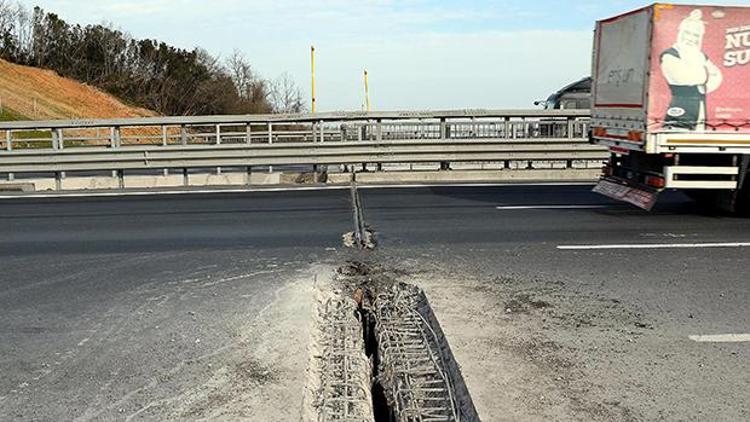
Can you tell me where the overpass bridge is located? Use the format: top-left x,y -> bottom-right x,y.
0,109 -> 604,191
1,109 -> 749,421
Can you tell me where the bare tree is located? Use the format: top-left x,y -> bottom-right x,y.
0,1 -> 32,62
14,3 -> 31,60
270,72 -> 305,114
227,49 -> 254,99
225,50 -> 276,114
0,1 -> 13,34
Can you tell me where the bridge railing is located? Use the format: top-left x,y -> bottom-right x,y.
0,110 -> 604,189
0,110 -> 591,150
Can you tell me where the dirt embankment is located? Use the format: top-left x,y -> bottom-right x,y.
0,58 -> 156,121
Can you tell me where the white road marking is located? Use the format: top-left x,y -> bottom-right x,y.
689,334 -> 750,343
496,205 -> 609,210
0,181 -> 593,200
557,242 -> 750,250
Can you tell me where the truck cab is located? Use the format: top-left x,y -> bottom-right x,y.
536,77 -> 592,110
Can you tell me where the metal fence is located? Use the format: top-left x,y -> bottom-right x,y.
0,109 -> 601,186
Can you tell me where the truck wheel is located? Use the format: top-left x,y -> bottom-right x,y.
686,189 -> 750,215
734,188 -> 750,215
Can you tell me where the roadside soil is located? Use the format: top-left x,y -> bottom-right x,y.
0,58 -> 155,121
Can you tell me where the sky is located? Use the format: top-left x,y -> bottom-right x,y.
19,0 -> 746,111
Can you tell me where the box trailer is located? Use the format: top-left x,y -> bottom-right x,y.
590,3 -> 750,212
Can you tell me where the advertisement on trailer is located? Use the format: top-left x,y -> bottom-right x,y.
649,5 -> 750,132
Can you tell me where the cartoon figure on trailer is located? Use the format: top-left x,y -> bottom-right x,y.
660,9 -> 723,131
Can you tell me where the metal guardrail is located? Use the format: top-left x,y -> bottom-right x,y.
0,109 -> 590,130
0,110 -> 603,183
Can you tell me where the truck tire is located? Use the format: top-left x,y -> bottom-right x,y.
686,188 -> 750,215
734,187 -> 750,215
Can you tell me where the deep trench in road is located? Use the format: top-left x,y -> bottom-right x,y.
303,184 -> 479,422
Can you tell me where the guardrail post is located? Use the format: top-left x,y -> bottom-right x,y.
504,117 -> 510,139
161,126 -> 169,176
110,127 -> 121,148
312,120 -> 323,172
364,119 -> 383,172
246,166 -> 252,185
180,125 -> 187,145
183,168 -> 189,186
53,128 -> 67,181
117,169 -> 125,188
313,123 -> 320,170
55,172 -> 62,190
110,127 -> 120,178
567,117 -> 574,140
268,123 -> 274,173
246,123 -> 252,144
439,117 -> 450,171
215,124 -> 222,175
4,130 -> 12,181
56,129 -> 64,150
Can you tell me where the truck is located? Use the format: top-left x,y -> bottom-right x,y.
536,76 -> 592,110
590,3 -> 750,212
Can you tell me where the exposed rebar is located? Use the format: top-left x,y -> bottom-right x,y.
344,178 -> 376,250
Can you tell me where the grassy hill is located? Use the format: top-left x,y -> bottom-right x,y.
0,58 -> 157,122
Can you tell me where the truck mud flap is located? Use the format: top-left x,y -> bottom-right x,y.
593,178 -> 659,211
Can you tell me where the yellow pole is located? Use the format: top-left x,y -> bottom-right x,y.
364,70 -> 371,113
310,46 -> 316,113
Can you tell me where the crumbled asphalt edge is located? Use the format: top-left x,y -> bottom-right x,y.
342,227 -> 377,250
302,278 -> 374,422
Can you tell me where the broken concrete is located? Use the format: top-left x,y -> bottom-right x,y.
304,262 -> 477,422
302,280 -> 374,422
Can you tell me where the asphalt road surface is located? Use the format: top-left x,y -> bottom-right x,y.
1,185 -> 748,421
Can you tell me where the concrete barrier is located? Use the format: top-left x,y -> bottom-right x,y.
126,174 -> 185,189
62,176 -> 120,190
0,182 -> 36,192
0,168 -> 600,195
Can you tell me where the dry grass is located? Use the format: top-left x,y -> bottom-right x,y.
0,58 -> 156,121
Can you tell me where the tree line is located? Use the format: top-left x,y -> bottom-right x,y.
0,1 -> 305,115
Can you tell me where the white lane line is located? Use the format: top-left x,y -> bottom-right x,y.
0,181 -> 594,200
689,334 -> 750,343
496,205 -> 610,210
558,242 -> 750,250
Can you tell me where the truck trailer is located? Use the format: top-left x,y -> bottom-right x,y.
590,3 -> 750,212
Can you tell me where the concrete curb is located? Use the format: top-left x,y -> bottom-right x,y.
0,169 -> 600,197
